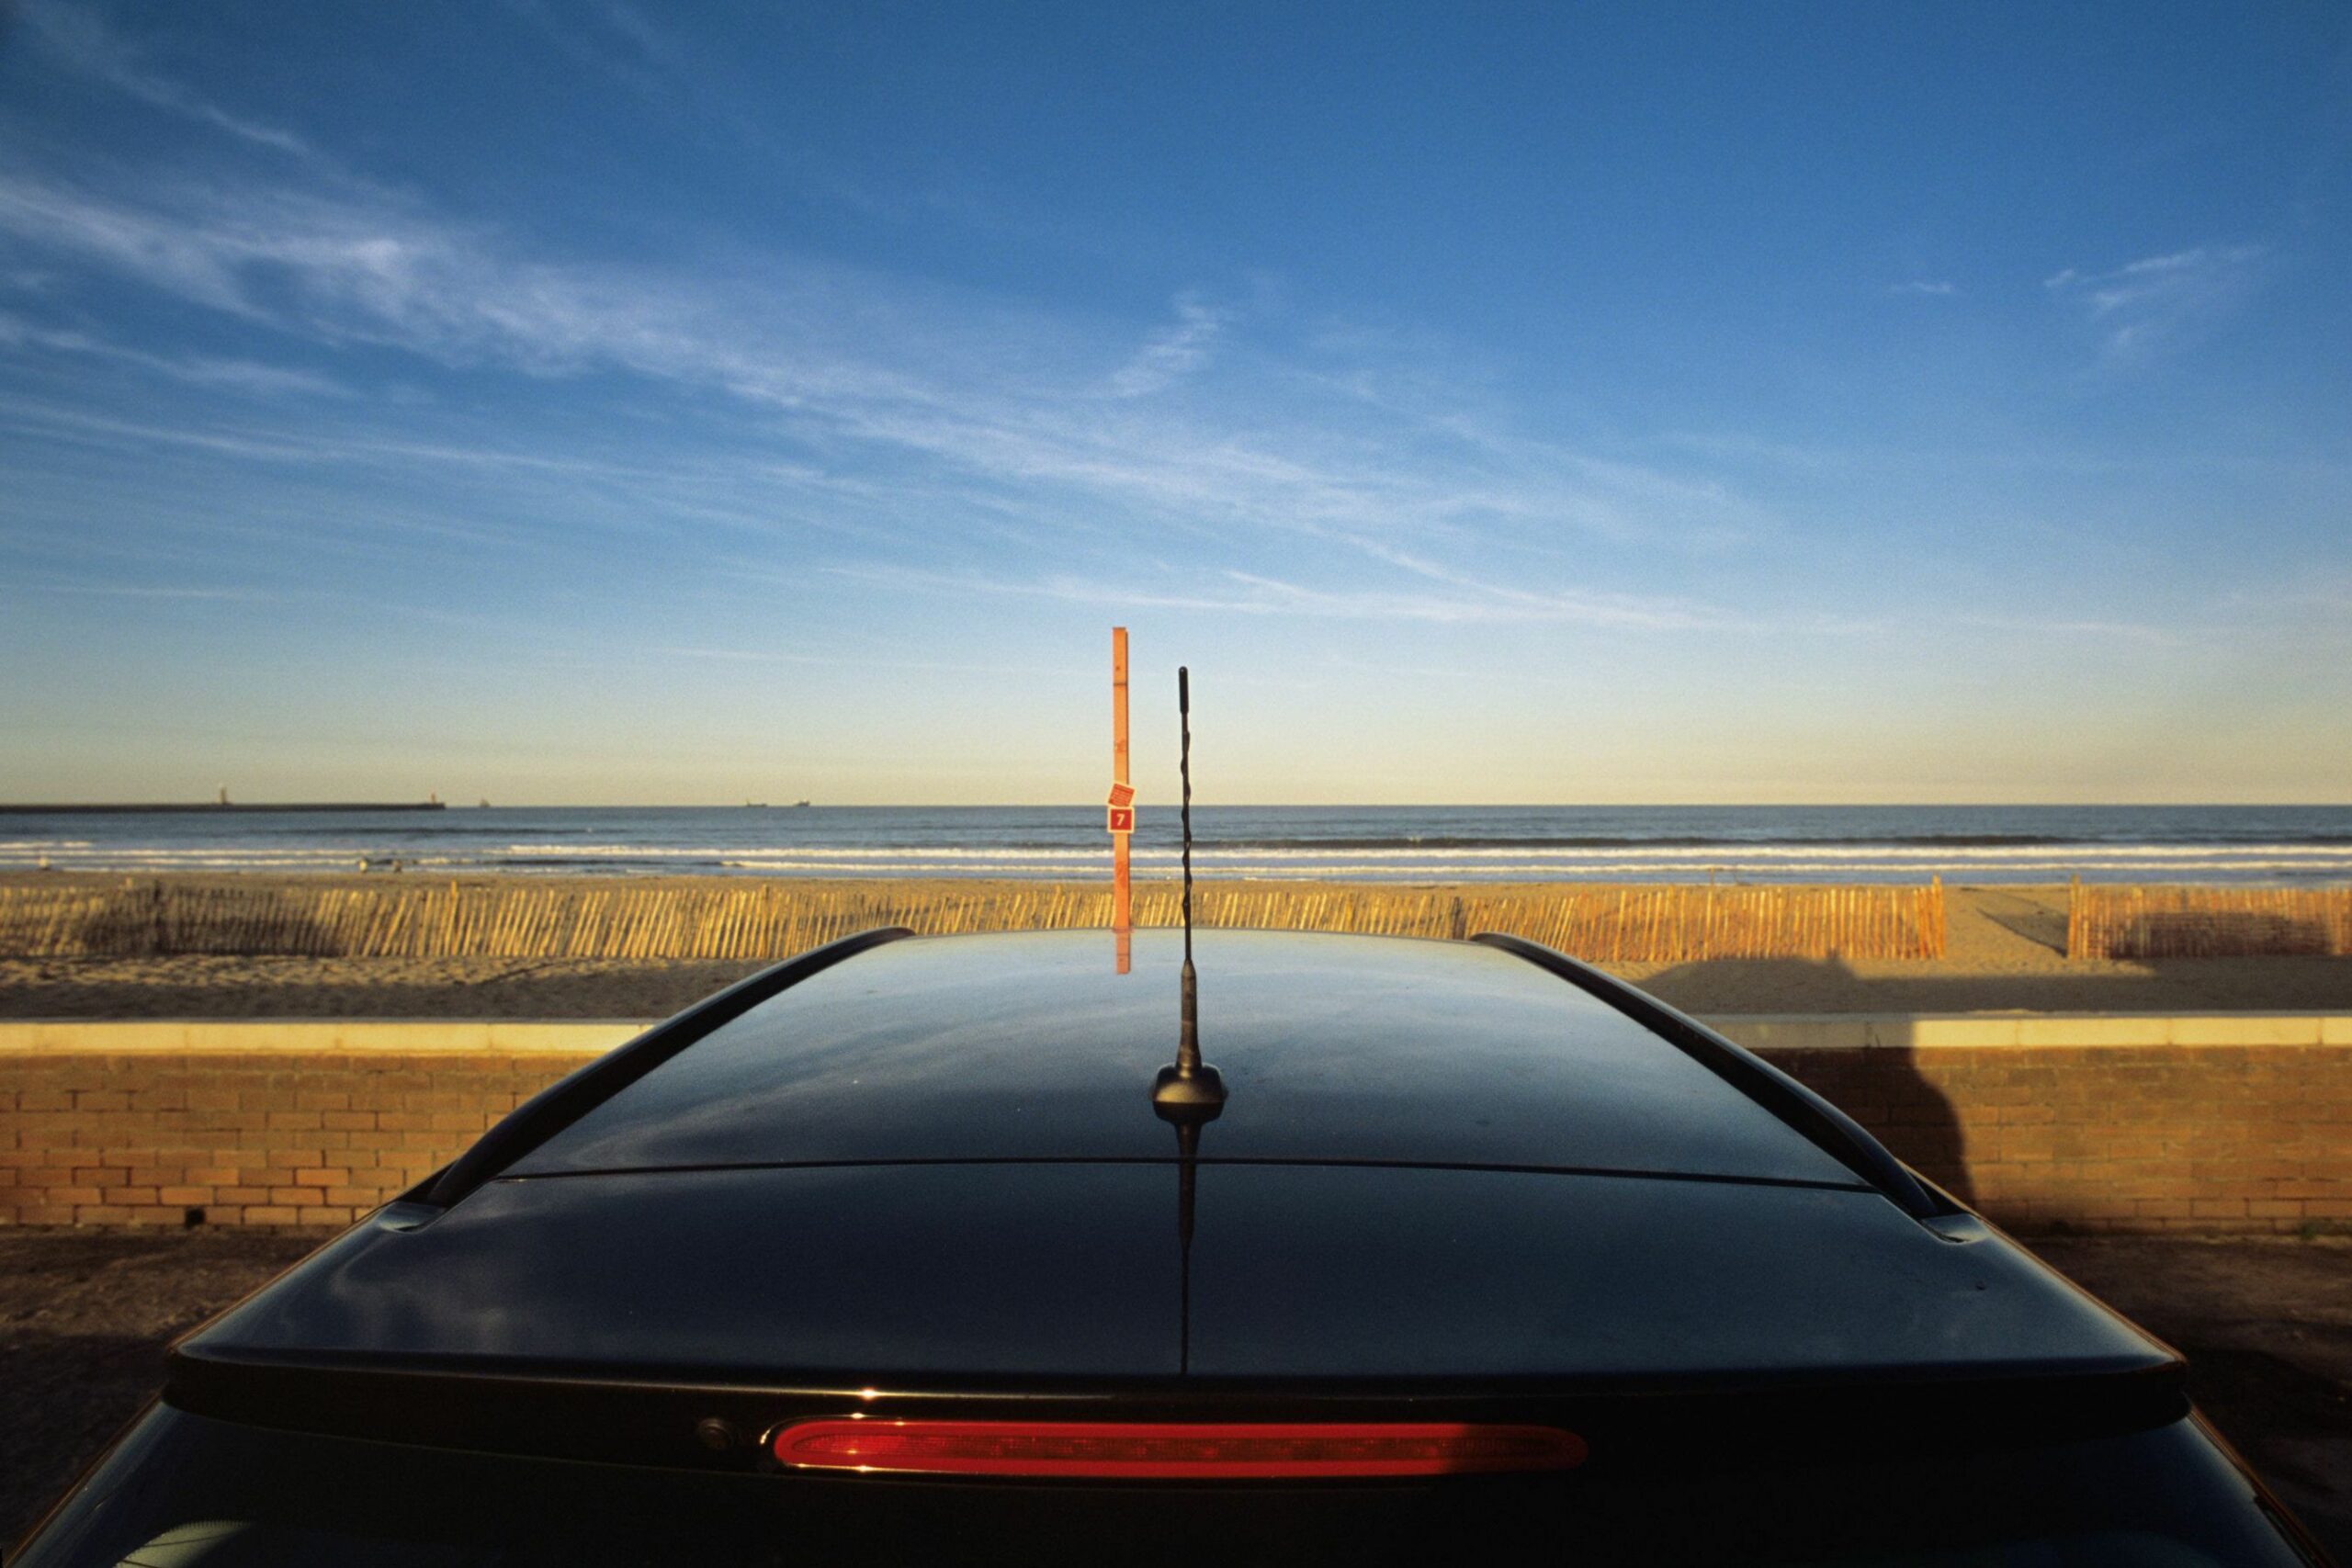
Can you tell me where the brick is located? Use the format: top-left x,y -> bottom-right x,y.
1,1038 -> 2326,1236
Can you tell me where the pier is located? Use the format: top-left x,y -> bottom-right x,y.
0,800 -> 446,815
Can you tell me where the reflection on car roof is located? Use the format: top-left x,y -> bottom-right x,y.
513,928 -> 1863,1186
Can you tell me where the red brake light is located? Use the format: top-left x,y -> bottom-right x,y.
771,1419 -> 1587,1478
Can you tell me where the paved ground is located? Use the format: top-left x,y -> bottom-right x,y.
8,887 -> 2352,1020
2,1231 -> 2346,1557
0,1229 -> 327,1550
2032,1235 -> 2352,1559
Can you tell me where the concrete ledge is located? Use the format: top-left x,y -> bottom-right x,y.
1703,1013 -> 2352,1053
5,1013 -> 2348,1056
0,1020 -> 652,1055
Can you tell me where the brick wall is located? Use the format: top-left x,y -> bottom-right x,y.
1767,1045 -> 2352,1232
0,1051 -> 599,1228
2,1021 -> 2347,1233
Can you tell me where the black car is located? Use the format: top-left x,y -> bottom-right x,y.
14,929 -> 2330,1565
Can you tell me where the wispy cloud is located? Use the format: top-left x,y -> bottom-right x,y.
643,644 -> 1062,677
0,312 -> 347,396
2043,244 -> 2265,358
1889,280 -> 1958,298
1950,611 -> 2175,644
15,0 -> 311,156
500,0 -> 695,101
0,164 -> 1770,612
828,562 -> 1715,629
1107,293 -> 1232,397
9,578 -> 279,603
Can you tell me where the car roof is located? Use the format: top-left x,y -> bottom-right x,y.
174,927 -> 2179,1447
187,1161 -> 2168,1386
505,928 -> 1865,1188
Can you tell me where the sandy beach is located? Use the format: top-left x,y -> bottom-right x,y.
3,883 -> 2348,1018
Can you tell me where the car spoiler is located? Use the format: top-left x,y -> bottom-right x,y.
421,926 -> 914,1209
1469,932 -> 1945,1220
163,1338 -> 2187,1476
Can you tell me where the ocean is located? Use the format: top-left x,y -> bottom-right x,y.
2,804 -> 2348,885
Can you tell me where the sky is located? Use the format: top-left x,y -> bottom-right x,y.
1,2 -> 2348,807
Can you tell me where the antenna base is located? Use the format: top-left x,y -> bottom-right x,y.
1152,1062 -> 1227,1122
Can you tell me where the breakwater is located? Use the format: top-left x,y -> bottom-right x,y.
0,802 -> 444,814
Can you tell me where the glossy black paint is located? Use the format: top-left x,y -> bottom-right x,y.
508,929 -> 1864,1186
175,926 -> 2179,1434
26,1404 -> 2319,1568
426,926 -> 911,1206
182,1164 -> 2167,1387
1473,931 -> 1938,1213
28,926 -> 2335,1565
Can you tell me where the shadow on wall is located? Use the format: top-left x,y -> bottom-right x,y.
1627,952 -> 2352,1015
1641,957 -> 1985,1205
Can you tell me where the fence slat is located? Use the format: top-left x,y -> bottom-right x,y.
2068,884 -> 2349,959
0,876 -> 1960,964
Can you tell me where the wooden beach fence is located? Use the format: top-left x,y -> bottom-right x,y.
2067,882 -> 2352,960
0,875 -> 1947,964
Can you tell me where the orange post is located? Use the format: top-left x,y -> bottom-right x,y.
1111,627 -> 1132,972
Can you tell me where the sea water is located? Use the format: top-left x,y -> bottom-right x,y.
3,804 -> 2348,884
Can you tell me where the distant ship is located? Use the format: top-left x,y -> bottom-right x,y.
794,800 -> 812,808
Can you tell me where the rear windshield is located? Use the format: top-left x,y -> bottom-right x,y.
20,1406 -> 2313,1568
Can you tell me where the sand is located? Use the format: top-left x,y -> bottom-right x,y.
2,885 -> 2349,1018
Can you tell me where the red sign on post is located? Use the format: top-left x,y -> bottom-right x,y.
1107,781 -> 1136,808
1107,805 -> 1135,834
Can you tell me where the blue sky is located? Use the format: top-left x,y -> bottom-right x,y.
2,2 -> 2347,805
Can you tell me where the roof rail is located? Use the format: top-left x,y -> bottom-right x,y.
424,926 -> 914,1210
1470,932 -> 1944,1220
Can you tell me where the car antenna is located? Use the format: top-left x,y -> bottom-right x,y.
1152,667 -> 1222,1374
1153,665 -> 1226,1118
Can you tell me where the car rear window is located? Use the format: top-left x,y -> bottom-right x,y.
507,931 -> 1867,1186
19,1406 -> 2313,1567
